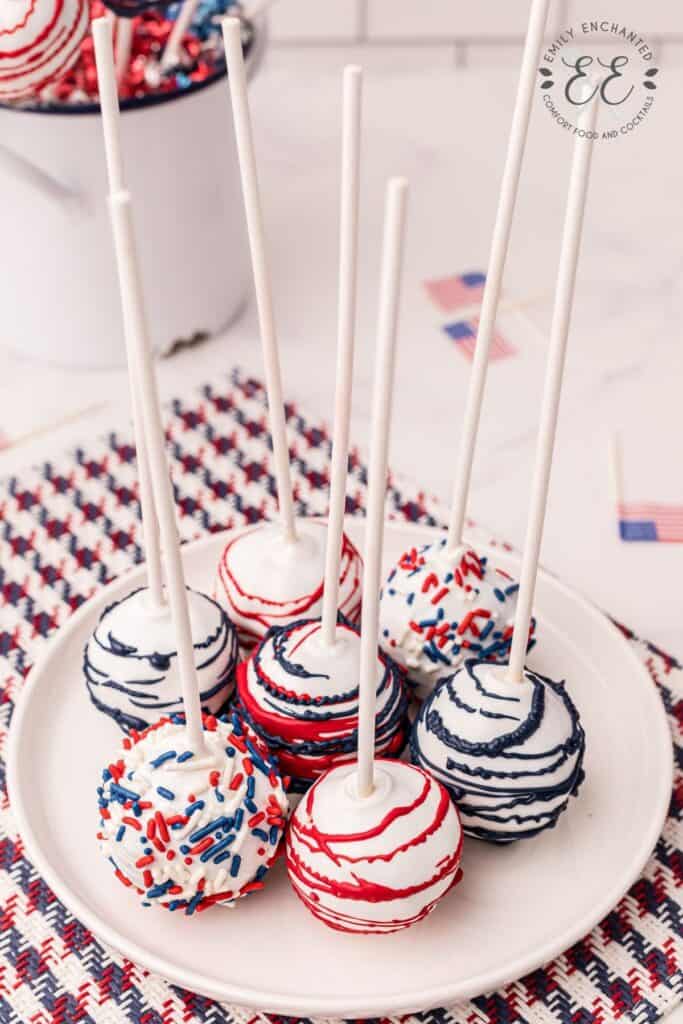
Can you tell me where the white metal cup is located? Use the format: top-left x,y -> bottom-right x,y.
0,27 -> 265,369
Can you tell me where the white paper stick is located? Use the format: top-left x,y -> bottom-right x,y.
356,177 -> 409,799
222,16 -> 297,543
608,434 -> 624,511
508,100 -> 598,685
321,65 -> 362,647
95,20 -> 165,607
115,16 -> 134,84
93,17 -> 205,752
160,0 -> 200,72
447,0 -> 553,552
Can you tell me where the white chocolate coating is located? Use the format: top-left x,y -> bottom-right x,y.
97,714 -> 289,913
215,519 -> 362,647
411,660 -> 586,842
84,587 -> 238,732
379,538 -> 530,697
286,760 -> 463,933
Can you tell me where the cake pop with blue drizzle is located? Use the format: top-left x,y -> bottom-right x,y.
412,102 -> 596,842
92,15 -> 286,913
411,660 -> 585,841
235,64 -> 408,794
82,14 -> 238,734
84,587 -> 238,733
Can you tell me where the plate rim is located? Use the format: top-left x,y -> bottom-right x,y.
7,521 -> 674,1017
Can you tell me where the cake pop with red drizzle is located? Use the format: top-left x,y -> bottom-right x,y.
214,19 -> 362,650
379,537 -> 534,698
0,0 -> 90,100
215,519 -> 362,648
287,176 -> 463,934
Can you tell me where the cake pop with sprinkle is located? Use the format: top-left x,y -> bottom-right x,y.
92,15 -> 286,915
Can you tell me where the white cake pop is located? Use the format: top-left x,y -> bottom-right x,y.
236,617 -> 408,792
97,712 -> 289,913
411,660 -> 585,842
0,0 -> 89,100
286,759 -> 462,933
84,587 -> 238,733
215,518 -> 363,647
379,538 -> 534,698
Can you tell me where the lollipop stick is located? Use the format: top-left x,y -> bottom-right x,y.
447,0 -> 552,552
93,17 -> 205,752
508,100 -> 598,684
321,65 -> 362,647
357,177 -> 409,798
160,0 -> 200,71
222,16 -> 297,543
115,17 -> 134,84
96,18 -> 164,608
608,434 -> 624,529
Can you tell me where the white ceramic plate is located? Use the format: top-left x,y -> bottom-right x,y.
8,521 -> 673,1018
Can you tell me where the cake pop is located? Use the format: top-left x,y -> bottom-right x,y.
83,10 -> 239,733
237,616 -> 408,792
84,587 -> 238,732
379,537 -> 534,697
287,759 -> 462,933
216,16 -> 364,650
215,518 -> 362,647
286,173 -> 463,934
97,711 -> 287,912
0,0 -> 90,100
93,16 -> 286,913
411,97 -> 597,843
233,66 -> 408,792
411,660 -> 585,841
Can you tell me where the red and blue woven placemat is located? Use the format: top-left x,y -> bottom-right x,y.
0,369 -> 681,1024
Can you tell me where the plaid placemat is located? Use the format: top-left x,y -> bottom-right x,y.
0,369 -> 681,1024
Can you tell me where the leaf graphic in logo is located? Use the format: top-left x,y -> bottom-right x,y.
643,67 -> 659,89
538,68 -> 554,89
540,81 -> 554,89
538,67 -> 553,76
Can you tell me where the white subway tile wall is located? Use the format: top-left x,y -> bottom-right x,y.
268,1 -> 680,62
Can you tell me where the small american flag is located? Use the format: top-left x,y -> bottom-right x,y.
425,271 -> 487,313
443,318 -> 517,362
618,502 -> 683,543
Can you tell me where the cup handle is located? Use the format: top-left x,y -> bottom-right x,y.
0,142 -> 83,208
